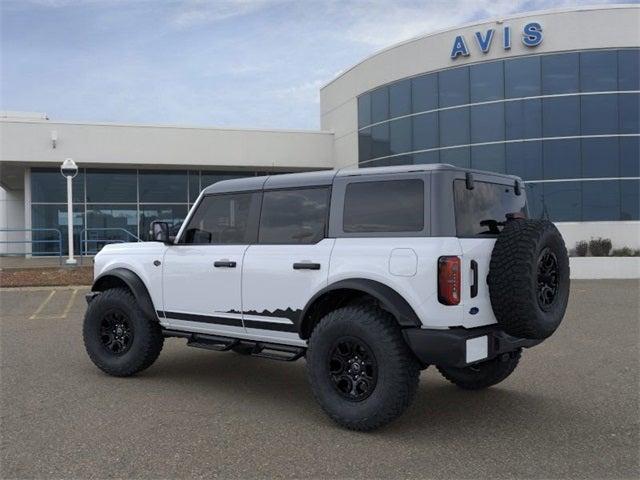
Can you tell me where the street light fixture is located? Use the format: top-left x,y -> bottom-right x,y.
60,158 -> 78,265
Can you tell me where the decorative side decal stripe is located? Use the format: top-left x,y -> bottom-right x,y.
161,311 -> 243,327
159,311 -> 297,333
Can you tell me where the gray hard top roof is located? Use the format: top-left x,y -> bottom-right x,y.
201,164 -> 521,195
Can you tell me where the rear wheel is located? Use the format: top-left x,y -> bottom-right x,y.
437,349 -> 521,390
83,288 -> 164,377
306,305 -> 420,431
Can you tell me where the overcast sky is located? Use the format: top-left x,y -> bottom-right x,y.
0,0 -> 630,129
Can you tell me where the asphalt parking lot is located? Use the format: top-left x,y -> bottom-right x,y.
1,281 -> 638,479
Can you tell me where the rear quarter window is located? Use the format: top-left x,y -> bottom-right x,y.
343,179 -> 424,233
454,179 -> 527,237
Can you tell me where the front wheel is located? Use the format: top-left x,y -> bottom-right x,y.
437,349 -> 521,390
83,288 -> 164,377
306,305 -> 420,431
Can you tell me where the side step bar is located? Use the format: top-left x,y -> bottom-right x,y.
162,329 -> 306,362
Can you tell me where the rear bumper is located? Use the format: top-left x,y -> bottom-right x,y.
402,325 -> 542,369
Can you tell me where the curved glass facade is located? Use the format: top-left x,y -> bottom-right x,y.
357,48 -> 640,221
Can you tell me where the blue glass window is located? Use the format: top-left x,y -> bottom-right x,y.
31,168 -> 85,203
471,144 -> 505,173
581,94 -> 618,135
389,79 -> 411,118
506,141 -> 543,180
621,180 -> 640,220
412,112 -> 438,151
370,87 -> 389,124
470,61 -> 504,102
543,139 -> 581,179
439,108 -> 469,147
358,94 -> 371,128
140,205 -> 188,240
542,181 -> 581,221
86,169 -> 136,203
543,97 -> 580,137
86,205 -> 138,239
581,137 -> 619,178
505,99 -> 542,140
505,56 -> 541,98
188,171 -> 200,203
412,73 -> 438,113
525,183 -> 544,219
542,53 -> 579,94
358,128 -> 372,162
583,181 -> 620,221
471,103 -> 504,143
139,170 -> 188,203
364,155 -> 413,168
440,147 -> 470,168
31,204 -> 84,255
389,117 -> 412,155
618,49 -> 640,91
580,51 -> 618,92
620,136 -> 640,177
439,67 -> 469,108
413,151 -> 440,164
371,123 -> 390,158
619,93 -> 639,134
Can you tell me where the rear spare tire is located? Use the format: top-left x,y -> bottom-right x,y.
488,219 -> 569,340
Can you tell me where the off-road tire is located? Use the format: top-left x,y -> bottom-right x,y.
83,288 -> 164,377
437,349 -> 521,390
488,219 -> 570,340
306,304 -> 420,431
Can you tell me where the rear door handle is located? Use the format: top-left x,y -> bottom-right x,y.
470,260 -> 478,298
214,260 -> 236,268
293,262 -> 321,270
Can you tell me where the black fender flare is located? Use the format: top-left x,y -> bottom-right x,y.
299,278 -> 422,338
91,268 -> 158,321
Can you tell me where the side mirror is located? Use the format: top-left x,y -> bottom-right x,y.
150,221 -> 171,243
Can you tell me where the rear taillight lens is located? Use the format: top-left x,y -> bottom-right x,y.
438,256 -> 461,305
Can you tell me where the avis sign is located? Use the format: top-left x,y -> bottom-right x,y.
450,22 -> 543,59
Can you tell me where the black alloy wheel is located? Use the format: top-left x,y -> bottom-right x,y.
328,337 -> 378,401
100,310 -> 133,355
537,248 -> 559,310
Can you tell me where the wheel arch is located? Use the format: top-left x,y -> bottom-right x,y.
298,279 -> 422,339
92,268 -> 158,321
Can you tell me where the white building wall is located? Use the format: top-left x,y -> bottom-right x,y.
0,186 -> 26,254
0,120 -> 335,170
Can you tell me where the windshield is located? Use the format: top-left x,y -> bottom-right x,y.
454,179 -> 527,237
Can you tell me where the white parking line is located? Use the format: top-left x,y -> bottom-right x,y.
29,290 -> 56,320
28,288 -> 81,320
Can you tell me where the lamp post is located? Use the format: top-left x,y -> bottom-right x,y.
60,158 -> 78,265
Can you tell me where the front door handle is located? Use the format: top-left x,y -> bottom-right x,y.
214,260 -> 236,268
293,262 -> 321,270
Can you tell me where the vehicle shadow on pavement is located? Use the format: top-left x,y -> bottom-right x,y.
114,343 -> 578,436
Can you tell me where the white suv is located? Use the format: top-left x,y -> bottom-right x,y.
83,164 -> 570,431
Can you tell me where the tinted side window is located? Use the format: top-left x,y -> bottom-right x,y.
454,180 -> 527,237
343,180 -> 424,233
259,188 -> 329,244
181,193 -> 259,244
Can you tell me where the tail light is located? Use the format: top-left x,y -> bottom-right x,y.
438,256 -> 461,305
